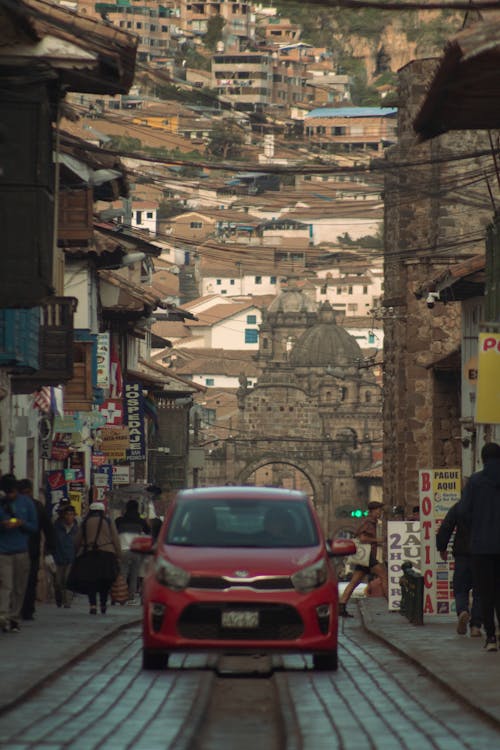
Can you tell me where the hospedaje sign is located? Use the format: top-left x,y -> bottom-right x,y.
419,468 -> 461,615
123,382 -> 146,461
476,332 -> 500,423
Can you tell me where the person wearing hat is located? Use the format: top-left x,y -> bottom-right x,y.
72,501 -> 121,615
338,501 -> 388,618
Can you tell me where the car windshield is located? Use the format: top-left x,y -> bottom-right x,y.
165,499 -> 319,548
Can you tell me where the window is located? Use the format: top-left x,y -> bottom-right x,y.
146,211 -> 153,219
347,303 -> 358,312
270,276 -> 277,284
368,331 -> 375,344
205,378 -> 215,386
348,286 -> 353,295
331,126 -> 346,136
255,276 -> 262,284
246,314 -> 257,324
230,279 -> 235,285
363,286 -> 368,294
337,287 -> 342,295
216,279 -> 222,285
190,221 -> 202,228
245,329 -> 258,344
135,211 -> 142,224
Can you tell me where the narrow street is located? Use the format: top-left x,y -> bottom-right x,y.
2,619 -> 500,750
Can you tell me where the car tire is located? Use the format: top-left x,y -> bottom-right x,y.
312,650 -> 338,671
142,648 -> 169,670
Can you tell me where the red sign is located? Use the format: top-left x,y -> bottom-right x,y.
98,399 -> 124,426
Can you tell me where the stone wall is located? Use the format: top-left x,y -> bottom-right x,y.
383,59 -> 493,513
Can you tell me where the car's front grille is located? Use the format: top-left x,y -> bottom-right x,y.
189,575 -> 294,591
177,603 -> 304,641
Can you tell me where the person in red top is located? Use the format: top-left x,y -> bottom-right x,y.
339,501 -> 388,618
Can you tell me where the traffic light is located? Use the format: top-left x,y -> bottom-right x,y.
350,509 -> 368,518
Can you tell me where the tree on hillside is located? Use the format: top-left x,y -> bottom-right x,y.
205,15 -> 226,51
206,122 -> 244,160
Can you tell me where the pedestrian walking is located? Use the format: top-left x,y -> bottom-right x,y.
72,501 -> 121,615
0,474 -> 38,632
19,479 -> 56,621
53,505 -> 79,608
339,500 -> 388,617
436,501 -> 482,637
457,442 -> 500,652
115,499 -> 150,604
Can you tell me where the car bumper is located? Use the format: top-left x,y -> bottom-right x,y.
142,577 -> 339,654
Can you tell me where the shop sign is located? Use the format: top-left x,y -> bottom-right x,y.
97,332 -> 110,388
387,521 -> 421,612
123,382 -> 146,461
98,399 -> 124,426
112,465 -> 130,485
419,468 -> 460,616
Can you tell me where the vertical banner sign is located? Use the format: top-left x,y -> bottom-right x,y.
97,332 -> 110,389
476,332 -> 500,423
123,382 -> 146,461
387,521 -> 421,612
419,468 -> 461,616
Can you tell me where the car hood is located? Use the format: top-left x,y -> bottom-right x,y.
159,544 -> 325,577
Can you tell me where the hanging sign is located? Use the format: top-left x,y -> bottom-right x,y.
123,382 -> 146,461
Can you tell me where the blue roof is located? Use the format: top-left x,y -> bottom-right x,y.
306,107 -> 397,119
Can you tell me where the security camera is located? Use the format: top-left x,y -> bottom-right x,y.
426,291 -> 440,309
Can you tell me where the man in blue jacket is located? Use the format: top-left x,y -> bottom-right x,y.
458,442 -> 500,652
0,474 -> 38,632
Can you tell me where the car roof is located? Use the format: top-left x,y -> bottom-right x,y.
176,486 -> 309,503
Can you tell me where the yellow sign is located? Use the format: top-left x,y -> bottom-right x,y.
68,491 -> 83,517
476,332 -> 500,423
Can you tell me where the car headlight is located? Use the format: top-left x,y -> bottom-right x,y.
291,559 -> 328,593
155,558 -> 190,591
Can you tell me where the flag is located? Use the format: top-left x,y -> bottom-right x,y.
50,386 -> 64,417
32,387 -> 51,413
110,342 -> 123,398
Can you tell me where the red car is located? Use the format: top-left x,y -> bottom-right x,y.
132,486 -> 355,671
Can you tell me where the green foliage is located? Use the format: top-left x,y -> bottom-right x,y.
107,135 -> 142,152
206,122 -> 245,160
204,15 -> 226,51
158,199 -> 188,219
337,232 -> 383,249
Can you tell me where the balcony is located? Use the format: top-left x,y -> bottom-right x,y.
11,297 -> 77,394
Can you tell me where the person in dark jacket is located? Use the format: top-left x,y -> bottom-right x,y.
19,479 -> 56,621
457,442 -> 500,652
53,505 -> 79,608
436,502 -> 482,637
115,500 -> 150,603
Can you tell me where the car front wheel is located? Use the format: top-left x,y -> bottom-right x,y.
312,650 -> 338,671
142,648 -> 169,670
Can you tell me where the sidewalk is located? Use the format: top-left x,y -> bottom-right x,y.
0,596 -> 141,714
359,598 -> 500,729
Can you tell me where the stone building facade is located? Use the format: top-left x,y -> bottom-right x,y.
382,59 -> 495,514
202,289 -> 382,534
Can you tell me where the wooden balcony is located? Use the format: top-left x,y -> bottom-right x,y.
11,297 -> 77,394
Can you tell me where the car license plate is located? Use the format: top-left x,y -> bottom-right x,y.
222,610 -> 259,628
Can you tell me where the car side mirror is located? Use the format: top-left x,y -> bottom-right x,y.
328,538 -> 356,557
130,536 -> 155,554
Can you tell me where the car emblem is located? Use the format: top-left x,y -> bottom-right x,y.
234,570 -> 249,578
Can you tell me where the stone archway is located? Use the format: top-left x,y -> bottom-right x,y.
236,455 -> 324,506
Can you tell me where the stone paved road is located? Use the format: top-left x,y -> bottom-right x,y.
2,619 -> 500,750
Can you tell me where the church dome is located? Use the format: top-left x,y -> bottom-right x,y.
289,304 -> 363,367
268,287 -> 317,314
